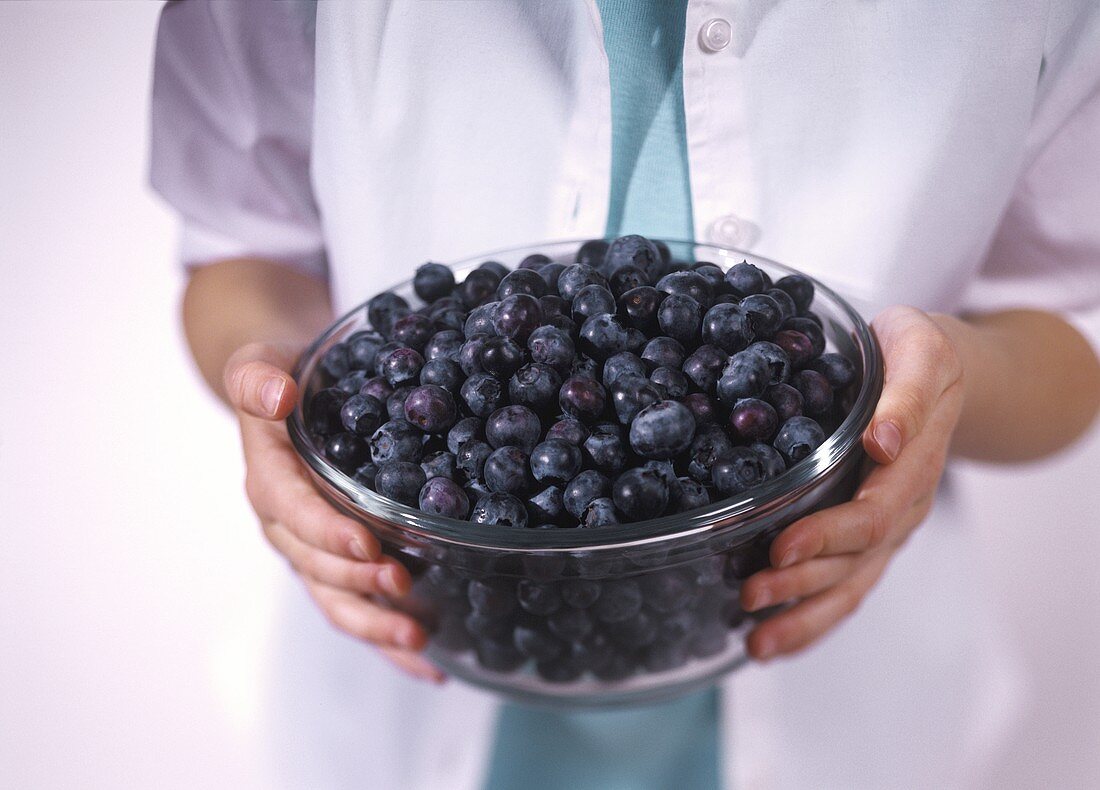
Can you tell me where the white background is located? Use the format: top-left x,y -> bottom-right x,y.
1,3 -> 1098,788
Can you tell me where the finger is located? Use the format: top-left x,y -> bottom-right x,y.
746,550 -> 891,660
864,306 -> 963,464
380,647 -> 447,684
242,418 -> 382,561
266,520 -> 412,598
305,578 -> 427,651
224,341 -> 300,420
740,554 -> 860,612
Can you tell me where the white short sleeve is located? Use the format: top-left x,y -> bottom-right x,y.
149,0 -> 325,279
962,5 -> 1100,349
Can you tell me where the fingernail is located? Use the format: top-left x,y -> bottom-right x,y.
755,635 -> 778,661
873,421 -> 901,461
382,566 -> 406,598
348,538 -> 370,562
748,588 -> 771,611
777,547 -> 801,569
398,622 -> 421,649
260,378 -> 285,417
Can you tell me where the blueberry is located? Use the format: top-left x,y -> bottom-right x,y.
766,286 -> 797,322
513,625 -> 564,662
484,446 -> 534,496
688,424 -> 736,483
643,639 -> 690,673
691,262 -> 726,292
460,372 -> 505,417
456,440 -> 493,481
617,286 -> 665,333
384,386 -> 412,421
496,268 -> 547,300
413,262 -> 455,302
464,302 -> 499,337
682,392 -> 719,424
650,366 -> 689,399
519,252 -> 552,270
593,579 -> 643,623
561,578 -> 601,609
475,636 -> 526,672
628,400 -> 696,459
530,439 -> 583,486
782,316 -> 826,357
340,393 -> 385,436
424,329 -> 464,361
571,355 -> 601,379
612,467 -> 670,521
564,470 -> 611,519
508,363 -> 562,410
515,579 -> 562,617
470,492 -> 529,528
728,397 -> 779,442
545,417 -> 590,446
375,461 -> 427,506
602,351 -> 648,390
793,369 -> 833,416
724,261 -> 766,297
381,347 -> 425,386
346,330 -> 386,371
738,293 -> 783,339
657,609 -> 697,642
641,336 -> 686,371
419,358 -> 464,391
656,271 -> 712,307
711,446 -> 766,497
751,442 -> 787,480
527,325 -> 575,375
367,291 -> 410,334
603,235 -> 665,282
671,476 -> 710,512
390,312 -> 435,350
547,606 -> 594,641
359,376 -> 394,404
456,334 -> 488,377
775,273 -> 814,313
579,313 -> 646,360
457,268 -> 501,309
701,302 -> 754,353
353,461 -> 378,488
773,415 -> 826,464
557,263 -> 608,302
485,405 -> 542,452
747,340 -> 791,384
682,344 -> 730,393
420,450 -> 459,482
369,419 -> 424,465
592,651 -> 636,681
772,329 -> 815,368
447,417 -> 483,455
657,294 -> 703,345
493,293 -> 543,342
324,431 -> 370,473
575,238 -> 610,268
639,571 -> 692,613
608,265 -> 648,298
465,478 -> 492,501
536,265 -> 567,297
690,622 -> 728,658
467,578 -> 517,617
806,352 -> 857,390
527,485 -> 565,523
611,374 -> 666,425
308,387 -> 349,435
583,430 -> 627,474
606,610 -> 658,649
558,375 -> 607,422
478,336 -> 523,380
403,384 -> 457,433
571,284 -> 617,323
321,344 -> 351,380
716,350 -> 770,405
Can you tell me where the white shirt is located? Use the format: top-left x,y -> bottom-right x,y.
151,2 -> 1100,788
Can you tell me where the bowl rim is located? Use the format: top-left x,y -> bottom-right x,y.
286,238 -> 883,552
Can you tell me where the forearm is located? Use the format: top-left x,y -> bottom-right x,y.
933,309 -> 1100,462
182,258 -> 334,404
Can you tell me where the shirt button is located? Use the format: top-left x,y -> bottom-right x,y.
709,214 -> 746,246
699,18 -> 732,53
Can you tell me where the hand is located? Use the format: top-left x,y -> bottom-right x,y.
739,305 -> 967,661
224,342 -> 445,683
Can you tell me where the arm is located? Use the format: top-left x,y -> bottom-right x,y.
183,258 -> 444,683
741,304 -> 1100,660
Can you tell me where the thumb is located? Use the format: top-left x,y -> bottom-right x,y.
223,342 -> 300,420
863,306 -> 963,464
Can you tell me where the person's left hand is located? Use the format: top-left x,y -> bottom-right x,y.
739,305 -> 967,661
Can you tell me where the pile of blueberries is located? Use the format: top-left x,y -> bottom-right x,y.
302,236 -> 860,683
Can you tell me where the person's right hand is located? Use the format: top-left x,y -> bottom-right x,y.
223,341 -> 445,683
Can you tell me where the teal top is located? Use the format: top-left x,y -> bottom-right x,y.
482,2 -> 719,788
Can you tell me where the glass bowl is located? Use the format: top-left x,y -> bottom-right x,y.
287,239 -> 882,708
